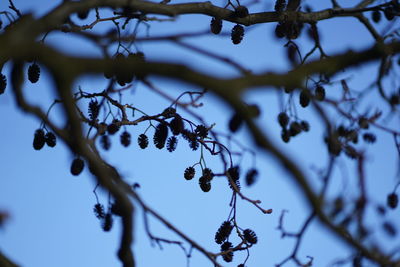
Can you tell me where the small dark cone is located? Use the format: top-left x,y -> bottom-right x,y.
162,107 -> 176,118
274,0 -> 286,13
100,135 -> 111,150
102,213 -> 113,232
88,99 -> 100,121
363,133 -> 376,144
372,10 -> 381,23
358,118 -> 369,129
387,193 -> 398,209
243,229 -> 258,244
0,73 -> 6,94
300,89 -> 311,107
70,158 -> 84,176
93,203 -> 105,219
231,24 -> 245,44
289,121 -> 302,136
166,136 -> 178,152
184,166 -> 195,180
202,168 -> 214,181
120,131 -> 131,147
220,242 -> 233,262
215,221 -> 233,244
189,139 -> 199,151
195,125 -> 208,139
170,115 -> 184,135
210,17 -> 222,34
107,119 -> 120,135
245,168 -> 258,186
300,120 -> 310,132
229,113 -> 243,132
281,129 -> 291,143
153,122 -> 169,149
275,23 -> 286,39
28,63 -> 40,83
77,10 -> 89,20
33,129 -> 46,150
199,176 -> 211,192
382,221 -> 397,237
384,7 -> 395,20
45,132 -> 57,147
138,134 -> 149,149
234,6 -> 249,18
315,85 -> 326,101
278,112 -> 289,128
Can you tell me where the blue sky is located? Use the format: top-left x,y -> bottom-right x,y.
0,0 -> 399,267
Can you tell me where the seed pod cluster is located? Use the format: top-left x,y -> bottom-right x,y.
275,21 -> 303,40
227,166 -> 240,190
199,168 -> 214,192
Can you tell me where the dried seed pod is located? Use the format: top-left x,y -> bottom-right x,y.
107,119 -> 120,135
358,118 -> 369,129
45,132 -> 57,147
93,203 -> 105,219
231,24 -> 244,44
234,6 -> 249,18
220,241 -> 233,262
274,0 -> 286,13
215,221 -> 233,244
275,23 -> 286,38
88,99 -> 100,121
199,176 -> 211,192
102,213 -> 113,232
245,168 -> 258,186
278,112 -> 289,128
372,10 -> 381,23
153,122 -> 169,149
184,166 -> 195,180
229,113 -> 243,132
384,7 -> 395,20
138,134 -> 149,149
100,135 -> 111,150
166,136 -> 178,152
387,193 -> 398,209
210,17 -> 222,34
314,85 -> 325,101
363,133 -> 376,143
300,120 -> 310,132
0,73 -> 6,94
70,158 -> 84,176
299,89 -> 311,108
243,229 -> 258,244
33,129 -> 46,150
289,121 -> 302,136
202,168 -> 214,182
28,63 -> 40,83
281,129 -> 291,143
77,10 -> 89,20
120,131 -> 131,147
195,125 -> 208,139
170,114 -> 184,135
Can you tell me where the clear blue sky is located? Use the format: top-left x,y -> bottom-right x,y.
0,1 -> 399,267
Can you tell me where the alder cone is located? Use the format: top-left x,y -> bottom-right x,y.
28,63 -> 40,83
70,158 -> 84,176
33,129 -> 46,150
0,73 -> 6,94
210,17 -> 222,34
231,24 -> 244,44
